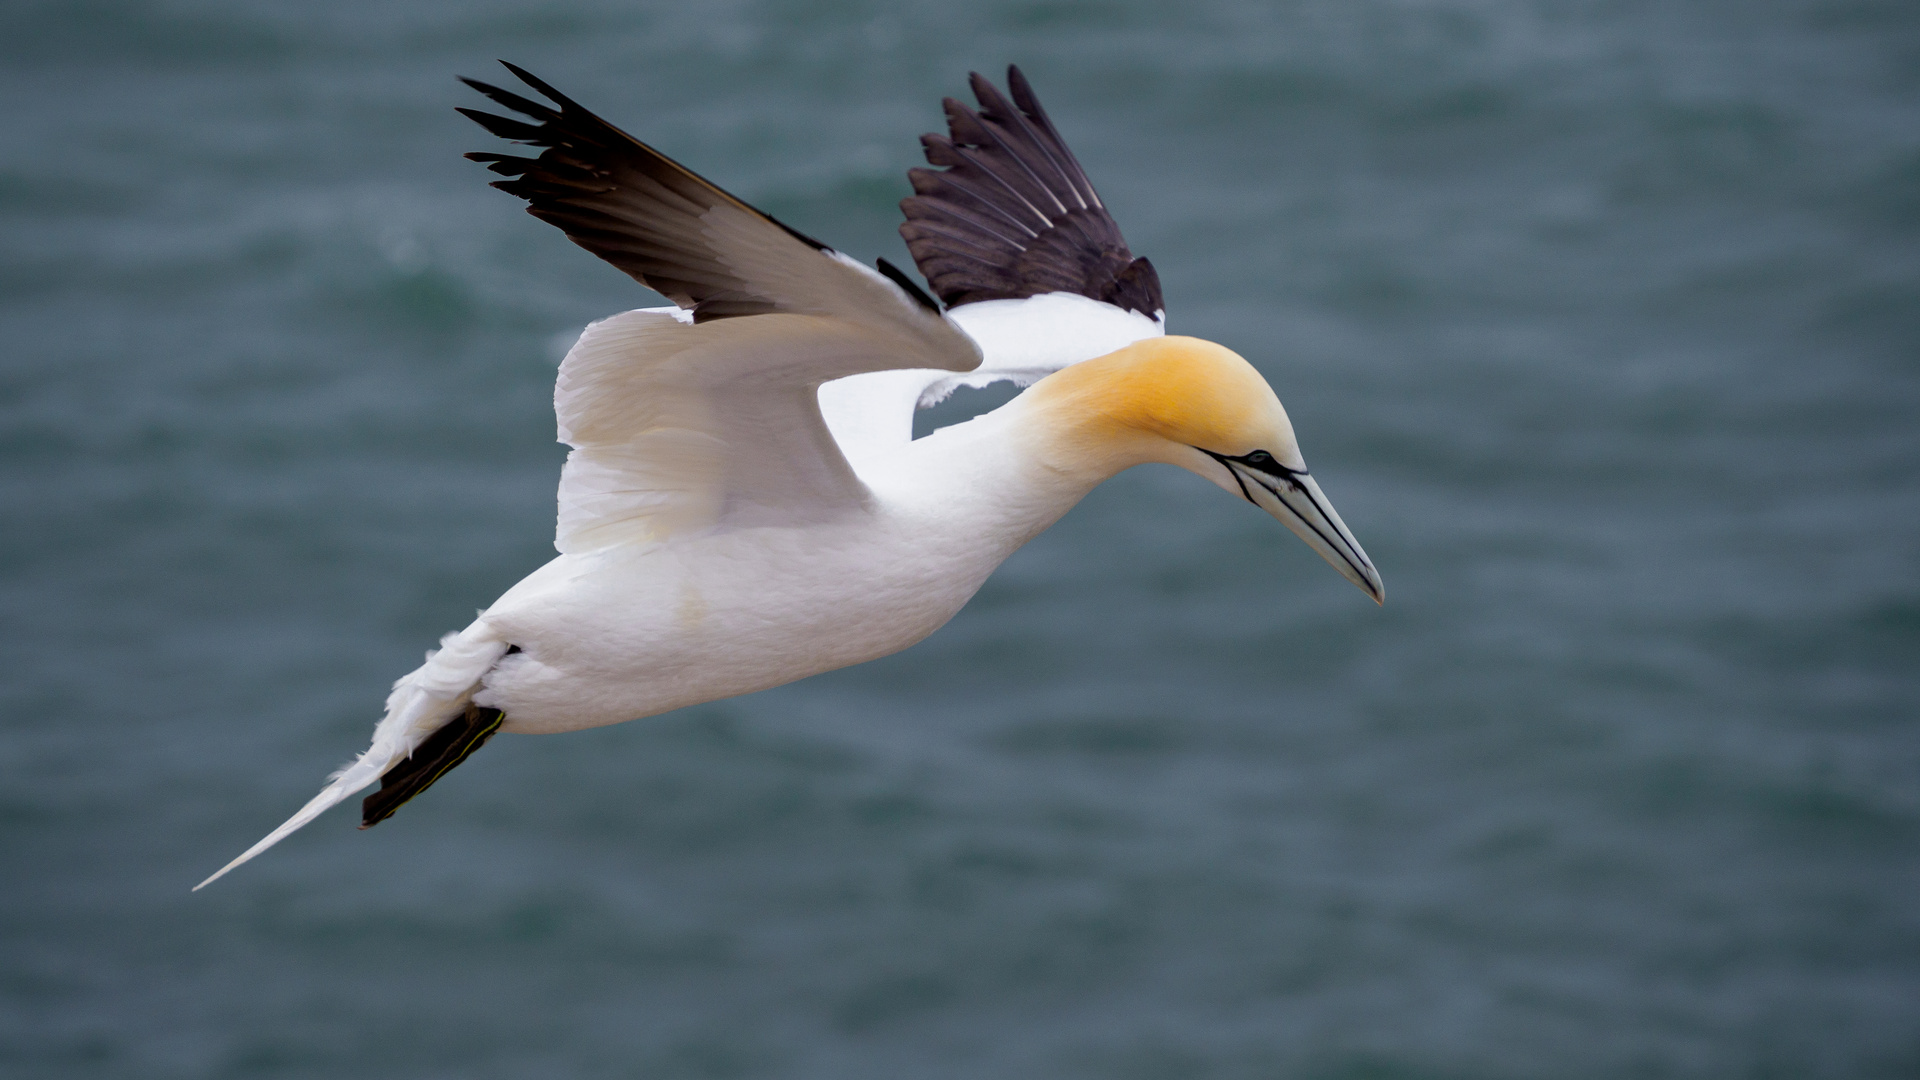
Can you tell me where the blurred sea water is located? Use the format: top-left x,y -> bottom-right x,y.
2,1 -> 1917,1077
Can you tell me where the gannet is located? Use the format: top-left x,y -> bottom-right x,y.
195,63 -> 1382,890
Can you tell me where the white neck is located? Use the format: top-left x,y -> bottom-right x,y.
867,396 -> 1109,565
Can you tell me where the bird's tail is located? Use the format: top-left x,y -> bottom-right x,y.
193,623 -> 510,891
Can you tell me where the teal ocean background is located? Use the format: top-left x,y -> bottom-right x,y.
4,1 -> 1917,1077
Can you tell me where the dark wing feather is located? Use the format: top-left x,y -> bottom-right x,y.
459,62 -> 833,323
899,66 -> 1163,319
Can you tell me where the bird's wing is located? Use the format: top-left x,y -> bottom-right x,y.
821,67 -> 1166,467
461,64 -> 980,551
899,66 -> 1164,321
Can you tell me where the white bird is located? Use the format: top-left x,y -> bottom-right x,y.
196,63 -> 1382,891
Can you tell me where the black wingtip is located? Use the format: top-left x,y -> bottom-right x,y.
460,76 -> 559,122
498,60 -> 582,113
1006,65 -> 1033,102
459,63 -> 842,317
1005,65 -> 1044,123
1106,256 -> 1163,321
464,151 -> 534,176
899,67 -> 1157,316
966,71 -> 997,109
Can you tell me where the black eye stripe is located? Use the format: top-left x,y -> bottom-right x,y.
1199,448 -> 1308,481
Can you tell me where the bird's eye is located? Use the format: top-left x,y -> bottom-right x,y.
1244,450 -> 1273,465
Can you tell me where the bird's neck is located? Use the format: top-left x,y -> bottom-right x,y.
1003,349 -> 1202,486
885,380 -> 1164,561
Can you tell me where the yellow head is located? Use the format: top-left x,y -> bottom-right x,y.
1025,335 -> 1383,603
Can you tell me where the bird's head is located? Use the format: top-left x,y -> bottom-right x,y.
1023,335 -> 1383,603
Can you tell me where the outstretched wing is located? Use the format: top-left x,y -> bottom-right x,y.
899,65 -> 1164,320
818,67 -> 1164,474
460,64 -> 980,549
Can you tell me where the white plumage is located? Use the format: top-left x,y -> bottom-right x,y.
194,65 -> 1379,891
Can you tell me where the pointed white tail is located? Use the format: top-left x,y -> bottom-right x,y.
192,625 -> 510,891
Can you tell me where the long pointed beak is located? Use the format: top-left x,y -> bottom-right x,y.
1219,456 -> 1383,604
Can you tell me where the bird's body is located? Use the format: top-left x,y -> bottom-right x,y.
479,393 -> 1059,736
196,64 -> 1381,890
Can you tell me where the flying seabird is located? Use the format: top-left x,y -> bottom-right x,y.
195,63 -> 1382,890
